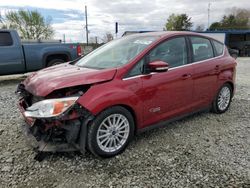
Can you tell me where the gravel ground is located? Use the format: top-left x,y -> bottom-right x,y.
0,58 -> 249,188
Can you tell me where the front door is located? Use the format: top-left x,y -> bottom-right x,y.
141,37 -> 194,128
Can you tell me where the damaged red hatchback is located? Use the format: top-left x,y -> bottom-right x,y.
17,31 -> 236,158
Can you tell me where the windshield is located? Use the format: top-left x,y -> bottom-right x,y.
76,36 -> 158,69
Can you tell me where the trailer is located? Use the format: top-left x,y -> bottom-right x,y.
200,30 -> 250,57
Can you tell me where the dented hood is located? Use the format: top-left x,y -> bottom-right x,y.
23,63 -> 117,97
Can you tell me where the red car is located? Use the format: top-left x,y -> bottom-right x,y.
17,31 -> 236,158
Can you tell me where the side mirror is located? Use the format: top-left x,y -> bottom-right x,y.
148,60 -> 169,72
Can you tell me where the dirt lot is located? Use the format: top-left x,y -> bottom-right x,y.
0,58 -> 249,188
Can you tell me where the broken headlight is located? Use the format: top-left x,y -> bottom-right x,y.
24,97 -> 79,118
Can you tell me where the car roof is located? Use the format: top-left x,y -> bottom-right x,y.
124,31 -> 199,37
123,31 -> 222,44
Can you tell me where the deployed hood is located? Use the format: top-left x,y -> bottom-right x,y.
23,63 -> 117,97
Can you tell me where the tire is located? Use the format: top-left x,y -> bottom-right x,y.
87,106 -> 135,158
47,59 -> 65,67
231,54 -> 238,59
211,83 -> 233,114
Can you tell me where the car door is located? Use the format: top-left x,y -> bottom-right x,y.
0,31 -> 25,75
140,37 -> 194,127
189,36 -> 219,109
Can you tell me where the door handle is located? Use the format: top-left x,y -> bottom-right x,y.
182,74 -> 192,79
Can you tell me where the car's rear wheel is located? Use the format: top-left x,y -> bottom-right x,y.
87,106 -> 134,158
212,83 -> 232,114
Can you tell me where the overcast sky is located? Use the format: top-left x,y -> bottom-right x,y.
0,0 -> 249,43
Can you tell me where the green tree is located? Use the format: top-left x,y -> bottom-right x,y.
209,22 -> 221,30
5,10 -> 54,39
209,8 -> 250,30
165,13 -> 193,31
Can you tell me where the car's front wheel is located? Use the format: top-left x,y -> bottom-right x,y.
212,83 -> 233,114
87,106 -> 134,158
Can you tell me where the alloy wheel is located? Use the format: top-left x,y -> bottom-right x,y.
217,86 -> 231,111
96,114 -> 130,153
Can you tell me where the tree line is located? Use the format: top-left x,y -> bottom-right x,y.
0,7 -> 249,40
165,8 -> 250,31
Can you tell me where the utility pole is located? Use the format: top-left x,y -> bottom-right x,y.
85,5 -> 89,45
115,22 -> 118,39
208,2 -> 211,30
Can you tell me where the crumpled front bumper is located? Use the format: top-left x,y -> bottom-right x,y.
21,122 -> 79,153
16,83 -> 94,155
19,110 -> 93,154
18,103 -> 93,155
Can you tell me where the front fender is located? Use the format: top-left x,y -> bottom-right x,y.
77,79 -> 143,127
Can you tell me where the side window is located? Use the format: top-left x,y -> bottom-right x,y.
190,37 -> 213,62
212,40 -> 224,56
0,32 -> 13,46
126,58 -> 144,77
148,37 -> 187,68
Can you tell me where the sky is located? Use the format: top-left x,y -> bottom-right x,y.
0,0 -> 249,43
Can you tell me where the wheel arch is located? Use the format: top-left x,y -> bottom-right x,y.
43,52 -> 71,67
218,80 -> 235,95
118,104 -> 138,134
93,104 -> 139,135
225,81 -> 234,93
217,68 -> 235,94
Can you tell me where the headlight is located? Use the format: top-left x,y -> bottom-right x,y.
24,97 -> 79,118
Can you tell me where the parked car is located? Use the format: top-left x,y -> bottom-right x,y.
0,29 -> 82,75
17,31 -> 236,158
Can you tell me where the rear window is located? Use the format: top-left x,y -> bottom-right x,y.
190,37 -> 214,62
212,40 -> 224,56
0,32 -> 13,46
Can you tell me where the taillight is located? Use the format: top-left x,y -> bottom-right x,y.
77,45 -> 82,56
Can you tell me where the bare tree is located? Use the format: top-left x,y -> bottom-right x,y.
195,24 -> 205,31
0,13 -> 7,29
102,32 -> 114,43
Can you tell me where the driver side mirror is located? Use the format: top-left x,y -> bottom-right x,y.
148,60 -> 169,72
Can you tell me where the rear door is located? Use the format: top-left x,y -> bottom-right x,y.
141,37 -> 194,127
189,36 -> 219,109
0,31 -> 25,75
